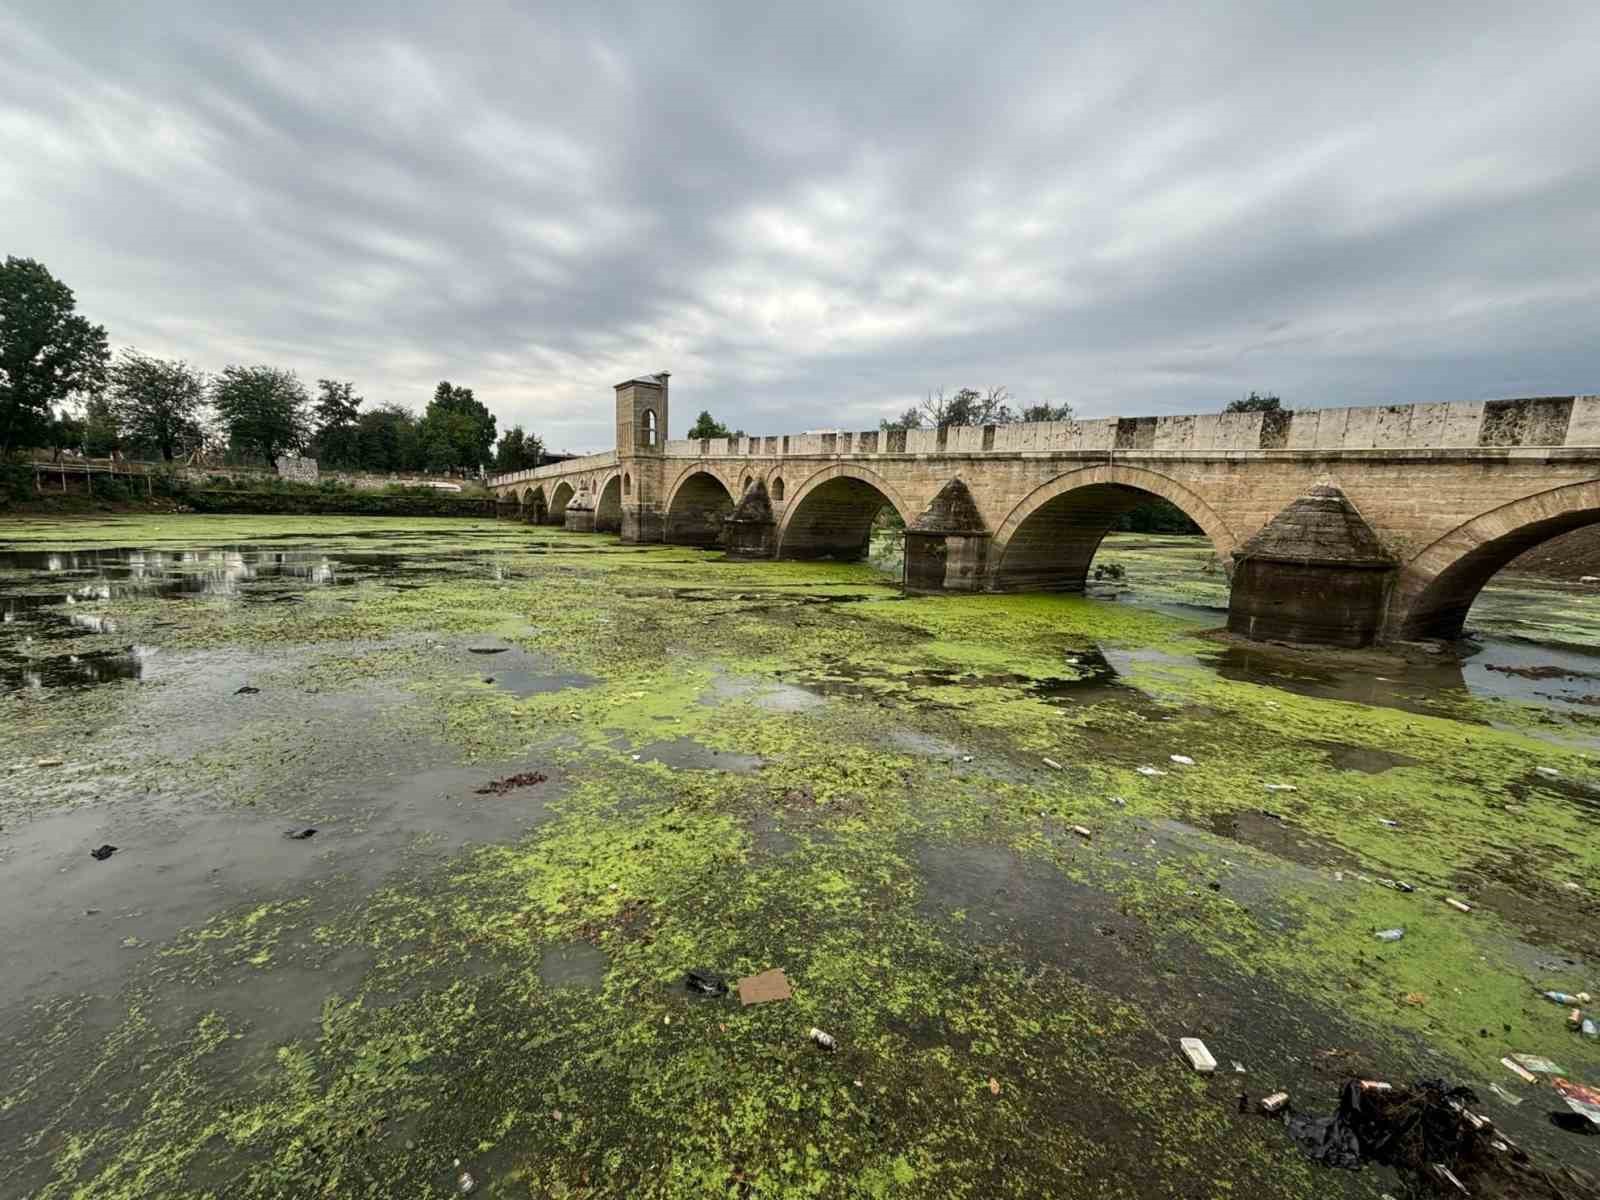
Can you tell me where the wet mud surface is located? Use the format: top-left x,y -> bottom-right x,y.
1,516 -> 1598,1198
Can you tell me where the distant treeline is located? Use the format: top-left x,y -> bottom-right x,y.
0,256 -> 547,476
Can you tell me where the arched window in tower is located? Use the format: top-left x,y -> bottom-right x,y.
623,472 -> 632,495
641,409 -> 658,447
772,476 -> 785,502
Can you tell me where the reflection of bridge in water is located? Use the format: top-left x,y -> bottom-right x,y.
491,376 -> 1600,647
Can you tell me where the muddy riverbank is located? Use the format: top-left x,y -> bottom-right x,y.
2,516 -> 1597,1198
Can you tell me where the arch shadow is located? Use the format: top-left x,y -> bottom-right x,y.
1390,480 -> 1600,640
596,474 -> 623,534
664,469 -> 737,547
549,481 -> 576,524
775,464 -> 914,561
990,465 -> 1234,592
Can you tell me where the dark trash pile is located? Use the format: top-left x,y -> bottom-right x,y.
1283,1077 -> 1599,1198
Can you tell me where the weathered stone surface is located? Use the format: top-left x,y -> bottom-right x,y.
725,480 -> 776,559
490,386 -> 1600,645
1227,484 -> 1394,647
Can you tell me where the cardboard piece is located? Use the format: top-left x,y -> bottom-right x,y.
737,968 -> 792,1006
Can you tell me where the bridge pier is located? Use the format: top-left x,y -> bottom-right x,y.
905,479 -> 990,592
725,480 -> 777,559
564,488 -> 596,533
1226,484 -> 1396,648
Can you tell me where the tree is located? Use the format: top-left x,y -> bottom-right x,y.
419,380 -> 495,470
495,425 -> 544,472
211,365 -> 310,463
1020,401 -> 1074,423
1226,391 -> 1282,413
687,410 -> 732,439
0,257 -> 110,453
107,349 -> 208,461
83,393 -> 120,457
881,386 -> 1071,431
46,407 -> 85,458
357,403 -> 423,472
312,379 -> 363,469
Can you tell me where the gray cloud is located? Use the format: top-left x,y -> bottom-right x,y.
4,0 -> 1597,451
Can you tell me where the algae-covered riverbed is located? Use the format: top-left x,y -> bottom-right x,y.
2,515 -> 1597,1198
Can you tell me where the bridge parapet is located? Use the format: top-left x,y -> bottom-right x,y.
493,395 -> 1600,488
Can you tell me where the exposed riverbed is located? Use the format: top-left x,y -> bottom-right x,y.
2,516 -> 1597,1198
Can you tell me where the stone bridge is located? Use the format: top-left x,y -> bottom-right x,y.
491,375 -> 1600,647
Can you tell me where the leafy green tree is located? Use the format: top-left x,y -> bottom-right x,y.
494,425 -> 544,472
211,365 -> 310,463
419,381 -> 495,470
311,379 -> 363,468
83,393 -> 121,456
356,403 -> 423,472
687,410 -> 732,439
46,407 -> 85,456
0,257 -> 110,453
107,349 -> 208,461
880,407 -> 924,431
1020,401 -> 1074,423
1226,391 -> 1282,413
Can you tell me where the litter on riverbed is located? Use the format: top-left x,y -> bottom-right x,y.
1583,1019 -> 1598,1040
1137,766 -> 1167,777
1509,1053 -> 1567,1076
1554,1078 -> 1600,1127
283,828 -> 316,840
1444,898 -> 1473,913
233,686 -> 259,695
809,1027 -> 837,1050
988,1076 -> 1001,1095
1535,766 -> 1562,778
1179,1037 -> 1217,1073
685,968 -> 728,997
736,968 -> 792,1006
1071,825 -> 1092,839
36,757 -> 65,767
1170,754 -> 1195,765
1377,878 -> 1415,893
1542,990 -> 1580,1006
1280,1076 -> 1600,1194
1261,1091 -> 1290,1114
1502,1058 -> 1539,1083
1374,928 -> 1405,942
1487,1083 -> 1524,1107
1042,757 -> 1062,770
1378,818 -> 1401,828
89,844 -> 117,860
1264,783 -> 1296,792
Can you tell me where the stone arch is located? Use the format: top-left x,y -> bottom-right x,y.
991,465 -> 1234,592
663,468 -> 737,547
771,475 -> 785,503
595,473 -> 623,534
549,480 -> 576,523
775,464 -> 915,561
1389,480 -> 1600,640
527,485 -> 549,524
742,472 -> 755,494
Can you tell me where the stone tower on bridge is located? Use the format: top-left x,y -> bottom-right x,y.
615,372 -> 669,542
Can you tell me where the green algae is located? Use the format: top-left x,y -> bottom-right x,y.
4,516 -> 1598,1197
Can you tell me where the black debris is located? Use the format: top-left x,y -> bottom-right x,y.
685,968 -> 729,997
283,827 -> 317,840
235,685 -> 260,695
89,844 -> 117,861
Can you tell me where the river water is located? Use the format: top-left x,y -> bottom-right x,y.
1,516 -> 1596,1198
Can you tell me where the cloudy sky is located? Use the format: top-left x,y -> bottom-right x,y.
4,1 -> 1597,452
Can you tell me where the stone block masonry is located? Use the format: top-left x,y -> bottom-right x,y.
491,388 -> 1600,646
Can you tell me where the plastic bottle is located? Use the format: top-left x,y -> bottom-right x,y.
1583,1018 -> 1598,1040
1374,928 -> 1405,942
1541,990 -> 1579,1006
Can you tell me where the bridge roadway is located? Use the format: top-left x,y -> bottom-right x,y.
491,383 -> 1600,647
